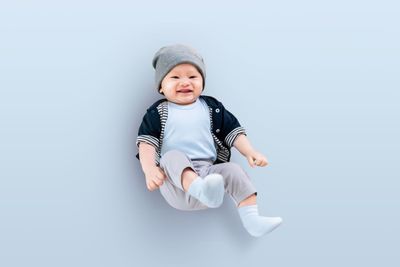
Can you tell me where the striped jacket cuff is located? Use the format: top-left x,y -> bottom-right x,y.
225,127 -> 247,148
136,135 -> 160,150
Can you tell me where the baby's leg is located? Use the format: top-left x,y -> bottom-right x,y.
161,150 -> 224,208
238,193 -> 257,207
181,167 -> 198,192
159,150 -> 206,211
208,162 -> 282,237
207,162 -> 257,206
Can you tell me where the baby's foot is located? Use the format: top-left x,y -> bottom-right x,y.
187,174 -> 224,208
238,205 -> 282,237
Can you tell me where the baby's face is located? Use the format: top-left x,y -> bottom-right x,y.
159,63 -> 203,105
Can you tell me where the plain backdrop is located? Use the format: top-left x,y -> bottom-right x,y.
1,1 -> 399,266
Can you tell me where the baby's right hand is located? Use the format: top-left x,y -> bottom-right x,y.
144,166 -> 167,191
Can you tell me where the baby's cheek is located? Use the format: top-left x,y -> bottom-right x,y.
163,84 -> 176,92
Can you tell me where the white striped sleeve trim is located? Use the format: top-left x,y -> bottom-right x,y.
225,127 -> 247,148
136,135 -> 159,150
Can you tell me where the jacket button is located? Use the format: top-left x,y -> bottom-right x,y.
215,108 -> 220,113
216,129 -> 220,133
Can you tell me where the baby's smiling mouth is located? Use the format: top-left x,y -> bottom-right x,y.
177,89 -> 193,93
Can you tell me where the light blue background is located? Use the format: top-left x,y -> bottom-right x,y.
1,1 -> 399,266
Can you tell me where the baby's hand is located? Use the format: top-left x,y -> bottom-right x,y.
246,151 -> 269,168
144,166 -> 167,191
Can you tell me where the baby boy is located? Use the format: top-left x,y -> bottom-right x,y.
136,44 -> 282,237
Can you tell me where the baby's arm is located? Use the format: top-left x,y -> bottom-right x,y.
138,142 -> 157,172
233,134 -> 269,168
138,142 -> 166,191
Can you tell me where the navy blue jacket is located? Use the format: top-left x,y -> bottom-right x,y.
136,95 -> 246,165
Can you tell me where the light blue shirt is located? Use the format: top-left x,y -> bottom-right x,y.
160,98 -> 217,161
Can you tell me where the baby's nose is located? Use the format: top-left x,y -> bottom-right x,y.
180,78 -> 190,85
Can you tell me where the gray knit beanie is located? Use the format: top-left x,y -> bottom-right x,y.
152,44 -> 206,94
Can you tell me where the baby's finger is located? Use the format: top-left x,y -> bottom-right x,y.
148,180 -> 159,191
260,161 -> 266,167
154,174 -> 164,182
158,170 -> 167,180
153,178 -> 163,186
247,156 -> 255,168
147,183 -> 154,191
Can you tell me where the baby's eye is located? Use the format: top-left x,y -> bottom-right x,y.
189,76 -> 198,79
171,76 -> 179,79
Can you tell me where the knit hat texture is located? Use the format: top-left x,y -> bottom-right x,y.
152,44 -> 206,94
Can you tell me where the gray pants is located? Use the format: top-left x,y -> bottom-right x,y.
159,150 -> 257,211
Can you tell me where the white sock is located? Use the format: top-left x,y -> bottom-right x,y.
187,174 -> 224,208
238,204 -> 282,237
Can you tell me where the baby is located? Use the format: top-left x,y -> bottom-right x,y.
136,44 -> 282,237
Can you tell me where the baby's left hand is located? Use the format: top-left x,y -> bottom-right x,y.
246,151 -> 269,168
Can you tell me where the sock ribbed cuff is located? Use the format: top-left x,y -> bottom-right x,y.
238,204 -> 259,217
187,176 -> 203,196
